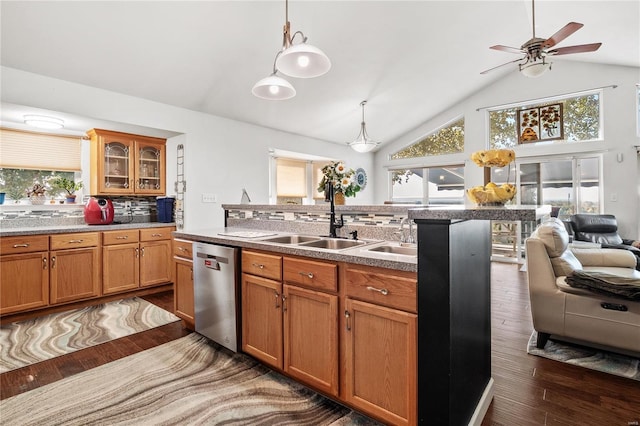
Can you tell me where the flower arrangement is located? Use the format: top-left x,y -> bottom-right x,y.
317,161 -> 361,198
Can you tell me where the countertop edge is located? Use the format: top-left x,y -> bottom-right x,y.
1,222 -> 176,237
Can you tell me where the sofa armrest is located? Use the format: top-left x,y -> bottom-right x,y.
570,247 -> 637,268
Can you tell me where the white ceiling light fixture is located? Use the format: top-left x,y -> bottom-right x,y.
252,52 -> 296,101
275,0 -> 331,79
23,115 -> 65,130
347,101 -> 381,153
519,57 -> 552,78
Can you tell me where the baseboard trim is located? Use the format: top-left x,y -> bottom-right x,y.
468,377 -> 495,426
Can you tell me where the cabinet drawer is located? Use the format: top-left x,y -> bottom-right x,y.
103,230 -> 139,245
345,266 -> 417,313
173,239 -> 193,259
140,227 -> 173,242
283,256 -> 338,292
50,232 -> 100,250
1,235 -> 49,255
242,250 -> 282,281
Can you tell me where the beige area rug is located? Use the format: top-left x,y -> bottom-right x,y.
527,331 -> 640,381
0,333 -> 381,425
0,297 -> 180,373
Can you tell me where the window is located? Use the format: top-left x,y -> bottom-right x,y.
272,151 -> 333,205
0,129 -> 81,202
391,118 -> 464,159
489,92 -> 601,148
390,165 -> 465,205
276,158 -> 307,201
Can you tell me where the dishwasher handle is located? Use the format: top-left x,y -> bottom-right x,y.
196,251 -> 229,271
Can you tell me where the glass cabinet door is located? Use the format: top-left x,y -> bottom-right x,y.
103,140 -> 133,193
135,141 -> 165,194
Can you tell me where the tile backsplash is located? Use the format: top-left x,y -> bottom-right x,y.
0,196 -> 162,229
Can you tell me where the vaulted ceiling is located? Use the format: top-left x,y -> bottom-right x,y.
1,1 -> 638,148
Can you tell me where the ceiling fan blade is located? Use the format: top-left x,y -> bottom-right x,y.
548,42 -> 602,56
480,57 -> 525,75
542,22 -> 584,48
490,45 -> 525,55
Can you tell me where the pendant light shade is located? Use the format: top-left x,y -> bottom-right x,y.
252,72 -> 296,100
347,101 -> 380,153
520,59 -> 552,78
276,41 -> 331,79
252,0 -> 330,100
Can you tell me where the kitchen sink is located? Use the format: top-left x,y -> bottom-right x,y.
368,243 -> 417,257
260,235 -> 321,244
299,238 -> 368,250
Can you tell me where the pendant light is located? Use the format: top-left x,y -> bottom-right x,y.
276,0 -> 331,79
252,52 -> 296,100
347,101 -> 381,153
252,0 -> 330,100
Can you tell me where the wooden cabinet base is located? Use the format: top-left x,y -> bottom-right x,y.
0,283 -> 172,325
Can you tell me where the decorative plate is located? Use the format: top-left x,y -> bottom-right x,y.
355,168 -> 367,190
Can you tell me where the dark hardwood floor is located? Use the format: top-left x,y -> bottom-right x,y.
1,264 -> 639,425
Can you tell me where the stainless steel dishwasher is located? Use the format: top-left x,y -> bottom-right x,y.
193,242 -> 239,352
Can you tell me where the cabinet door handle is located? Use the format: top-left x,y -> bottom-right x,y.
116,236 -> 129,240
344,310 -> 351,331
42,257 -> 47,270
135,248 -> 140,258
252,263 -> 265,269
274,291 -> 280,309
366,286 -> 389,296
140,247 -> 145,257
51,256 -> 56,269
298,271 -> 314,279
177,247 -> 185,251
151,233 -> 163,237
13,243 -> 29,248
68,239 -> 84,244
282,295 -> 287,313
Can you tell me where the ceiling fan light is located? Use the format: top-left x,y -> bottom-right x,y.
252,73 -> 296,100
23,115 -> 64,129
276,42 -> 331,78
520,60 -> 552,78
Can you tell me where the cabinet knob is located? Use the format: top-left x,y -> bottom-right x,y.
116,236 -> 129,240
252,263 -> 265,269
298,271 -> 314,279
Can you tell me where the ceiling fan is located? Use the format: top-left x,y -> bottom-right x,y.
481,0 -> 602,77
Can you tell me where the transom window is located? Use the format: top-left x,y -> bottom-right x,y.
391,118 -> 464,159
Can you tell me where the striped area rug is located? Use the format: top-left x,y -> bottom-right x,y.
0,297 -> 180,373
0,333 -> 381,425
527,331 -> 640,381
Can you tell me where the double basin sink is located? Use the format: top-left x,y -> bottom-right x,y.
257,234 -> 417,257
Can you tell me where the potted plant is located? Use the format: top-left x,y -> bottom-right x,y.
50,176 -> 83,203
317,161 -> 361,205
26,183 -> 47,205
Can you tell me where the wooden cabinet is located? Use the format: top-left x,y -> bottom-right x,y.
173,238 -> 194,328
102,227 -> 173,294
88,128 -> 166,196
49,232 -> 100,304
241,250 -> 339,397
0,236 -> 50,315
343,265 -> 418,426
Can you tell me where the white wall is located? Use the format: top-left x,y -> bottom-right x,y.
374,62 -> 640,238
1,67 -> 375,230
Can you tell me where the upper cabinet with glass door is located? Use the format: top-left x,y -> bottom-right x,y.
88,129 -> 166,196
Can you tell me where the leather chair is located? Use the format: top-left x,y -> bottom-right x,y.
525,218 -> 640,356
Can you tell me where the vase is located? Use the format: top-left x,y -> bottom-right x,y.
29,195 -> 46,205
66,195 -> 77,204
334,192 -> 345,205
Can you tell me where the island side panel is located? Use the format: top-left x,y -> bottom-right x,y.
416,219 -> 492,425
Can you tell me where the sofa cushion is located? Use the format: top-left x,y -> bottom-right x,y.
551,250 -> 583,276
534,218 -> 570,257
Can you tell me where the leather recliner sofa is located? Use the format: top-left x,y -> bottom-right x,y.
525,218 -> 640,356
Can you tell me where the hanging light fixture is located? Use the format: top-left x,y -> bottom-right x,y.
275,0 -> 331,78
23,115 -> 64,130
519,57 -> 552,78
252,52 -> 296,100
347,101 -> 381,153
253,0 -> 330,100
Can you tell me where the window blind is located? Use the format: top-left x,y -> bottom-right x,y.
276,158 -> 307,197
0,128 -> 82,171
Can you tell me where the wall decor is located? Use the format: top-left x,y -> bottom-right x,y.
517,103 -> 564,144
355,168 -> 367,190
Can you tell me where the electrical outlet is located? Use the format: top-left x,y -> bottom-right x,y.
124,201 -> 132,209
202,193 -> 217,203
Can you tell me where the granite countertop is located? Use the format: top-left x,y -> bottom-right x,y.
408,205 -> 551,221
174,227 -> 418,273
0,222 -> 176,237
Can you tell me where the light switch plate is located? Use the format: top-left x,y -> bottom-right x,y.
202,193 -> 217,203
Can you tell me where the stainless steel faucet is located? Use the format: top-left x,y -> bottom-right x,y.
398,217 -> 415,243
